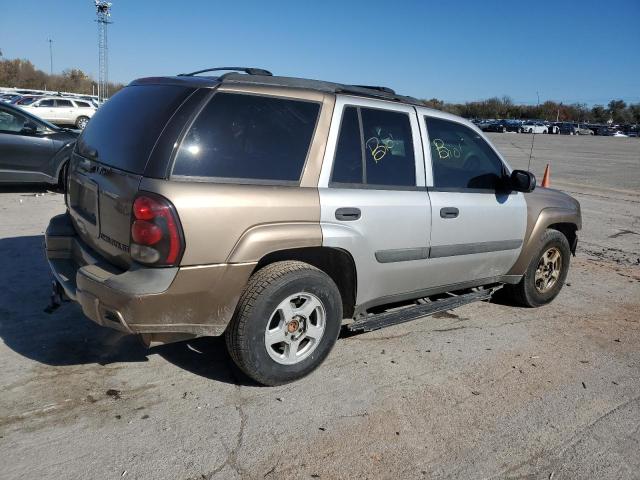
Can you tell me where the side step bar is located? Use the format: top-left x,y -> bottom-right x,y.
347,286 -> 502,333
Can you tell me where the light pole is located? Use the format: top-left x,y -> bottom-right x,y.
48,38 -> 53,75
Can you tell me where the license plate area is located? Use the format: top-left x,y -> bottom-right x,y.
69,175 -> 99,227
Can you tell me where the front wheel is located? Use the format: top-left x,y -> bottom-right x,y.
225,261 -> 343,386
75,116 -> 90,130
503,229 -> 571,307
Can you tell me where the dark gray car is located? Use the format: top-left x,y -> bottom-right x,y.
0,102 -> 78,188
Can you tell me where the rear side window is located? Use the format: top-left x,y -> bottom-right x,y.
424,116 -> 505,190
172,93 -> 320,183
74,100 -> 91,108
77,85 -> 194,174
56,99 -> 73,107
331,106 -> 416,187
331,107 -> 363,184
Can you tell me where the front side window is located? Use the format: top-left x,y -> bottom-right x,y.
331,106 -> 416,187
424,116 -> 505,190
173,93 -> 320,182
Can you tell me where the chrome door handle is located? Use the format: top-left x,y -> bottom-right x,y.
335,207 -> 361,221
440,207 -> 459,219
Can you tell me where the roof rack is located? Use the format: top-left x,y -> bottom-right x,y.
178,67 -> 273,77
352,85 -> 396,95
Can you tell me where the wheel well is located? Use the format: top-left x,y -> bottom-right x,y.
254,247 -> 357,317
549,222 -> 577,255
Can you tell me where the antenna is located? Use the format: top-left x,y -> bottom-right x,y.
94,1 -> 113,102
527,91 -> 540,171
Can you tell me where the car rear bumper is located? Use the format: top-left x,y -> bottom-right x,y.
45,212 -> 256,338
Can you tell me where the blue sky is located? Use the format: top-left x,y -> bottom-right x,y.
1,0 -> 638,105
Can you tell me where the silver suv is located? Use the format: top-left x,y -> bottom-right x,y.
21,96 -> 96,129
46,68 -> 581,385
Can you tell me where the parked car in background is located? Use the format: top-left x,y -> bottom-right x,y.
20,96 -> 96,129
0,93 -> 22,103
574,124 -> 594,135
0,102 -> 78,188
547,123 -> 560,134
482,119 -> 523,133
12,95 -> 43,106
521,121 -> 548,134
611,131 -> 628,137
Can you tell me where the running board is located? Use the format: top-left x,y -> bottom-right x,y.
347,287 -> 501,333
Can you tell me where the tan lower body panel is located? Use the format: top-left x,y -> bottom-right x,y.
76,262 -> 256,337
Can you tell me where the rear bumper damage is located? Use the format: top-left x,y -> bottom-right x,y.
45,212 -> 255,342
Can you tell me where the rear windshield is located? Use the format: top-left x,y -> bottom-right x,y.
172,92 -> 320,183
76,85 -> 194,174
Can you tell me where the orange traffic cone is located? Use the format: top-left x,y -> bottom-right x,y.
541,164 -> 550,187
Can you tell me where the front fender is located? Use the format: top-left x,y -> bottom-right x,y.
507,206 -> 580,275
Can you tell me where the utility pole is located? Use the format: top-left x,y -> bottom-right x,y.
48,38 -> 53,75
94,1 -> 113,102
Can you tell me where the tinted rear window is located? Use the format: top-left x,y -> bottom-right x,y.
172,93 -> 320,183
77,85 -> 194,174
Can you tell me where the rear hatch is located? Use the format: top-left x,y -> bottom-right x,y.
68,84 -> 196,269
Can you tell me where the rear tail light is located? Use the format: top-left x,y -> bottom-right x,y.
130,192 -> 184,266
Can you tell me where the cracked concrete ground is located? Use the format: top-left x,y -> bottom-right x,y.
1,134 -> 639,479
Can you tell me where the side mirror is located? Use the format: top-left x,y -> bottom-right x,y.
20,122 -> 39,135
510,169 -> 536,192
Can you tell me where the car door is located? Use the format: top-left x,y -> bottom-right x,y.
418,111 -> 527,288
54,99 -> 75,123
318,96 -> 431,309
33,98 -> 57,122
0,106 -> 55,180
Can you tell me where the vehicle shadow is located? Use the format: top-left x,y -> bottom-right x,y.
0,185 -> 59,194
0,234 -> 250,385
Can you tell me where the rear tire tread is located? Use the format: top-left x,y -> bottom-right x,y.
225,260 -> 336,385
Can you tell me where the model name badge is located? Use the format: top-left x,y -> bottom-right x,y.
100,233 -> 130,253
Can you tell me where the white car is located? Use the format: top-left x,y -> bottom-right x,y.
521,121 -> 548,134
20,96 -> 96,129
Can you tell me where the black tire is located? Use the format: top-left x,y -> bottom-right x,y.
56,161 -> 68,193
75,116 -> 90,130
503,229 -> 571,307
518,127 -> 523,133
225,261 -> 343,386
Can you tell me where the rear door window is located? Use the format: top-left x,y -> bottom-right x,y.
56,99 -> 73,107
173,93 -> 320,183
39,99 -> 54,107
331,106 -> 416,188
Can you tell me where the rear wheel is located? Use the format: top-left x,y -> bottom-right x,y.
503,229 -> 571,307
225,261 -> 342,386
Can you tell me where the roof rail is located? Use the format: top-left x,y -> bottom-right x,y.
352,85 -> 396,95
178,67 -> 273,77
